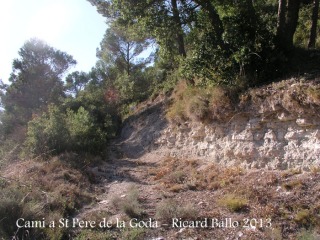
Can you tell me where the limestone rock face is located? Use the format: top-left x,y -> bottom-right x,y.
154,114 -> 320,171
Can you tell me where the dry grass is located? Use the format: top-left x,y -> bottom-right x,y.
151,155 -> 320,239
306,86 -> 320,105
110,185 -> 144,219
167,78 -> 320,125
74,230 -> 114,240
155,198 -> 198,222
153,156 -> 244,191
80,210 -> 110,229
283,179 -> 304,191
166,81 -> 236,124
243,78 -> 320,117
0,155 -> 94,239
209,86 -> 235,121
0,140 -> 21,169
294,209 -> 313,227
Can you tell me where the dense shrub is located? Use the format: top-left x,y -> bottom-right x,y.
26,105 -> 110,155
66,107 -> 107,153
26,106 -> 68,155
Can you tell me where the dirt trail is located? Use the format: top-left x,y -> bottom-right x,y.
86,148 -> 164,214
74,101 -> 172,237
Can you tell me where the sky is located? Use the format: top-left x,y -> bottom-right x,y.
0,0 -> 107,84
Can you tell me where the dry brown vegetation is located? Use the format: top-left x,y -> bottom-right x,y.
166,81 -> 237,123
2,143 -> 320,239
150,156 -> 320,239
0,154 -> 96,239
110,185 -> 144,219
167,77 -> 320,124
151,156 -> 244,192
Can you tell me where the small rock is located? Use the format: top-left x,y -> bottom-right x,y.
98,200 -> 109,204
264,129 -> 277,141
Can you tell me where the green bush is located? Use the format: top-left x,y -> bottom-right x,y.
26,105 -> 109,156
66,107 -> 107,153
26,105 -> 68,155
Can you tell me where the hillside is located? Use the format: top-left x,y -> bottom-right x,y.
72,76 -> 320,239
2,77 -> 320,239
3,0 -> 320,238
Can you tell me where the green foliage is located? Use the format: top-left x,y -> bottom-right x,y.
63,81 -> 120,138
115,74 -> 135,102
294,4 -> 319,48
183,1 -> 276,86
66,107 -> 107,153
98,23 -> 150,75
1,38 -> 76,135
26,105 -> 68,155
65,71 -> 90,96
94,22 -> 157,116
89,0 -> 314,91
26,105 -> 110,155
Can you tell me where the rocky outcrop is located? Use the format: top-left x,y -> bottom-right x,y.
155,112 -> 320,170
121,79 -> 320,170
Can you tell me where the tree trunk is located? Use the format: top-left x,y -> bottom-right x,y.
308,0 -> 319,48
171,0 -> 187,57
286,0 -> 301,47
276,0 -> 301,51
193,0 -> 225,47
276,0 -> 287,47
